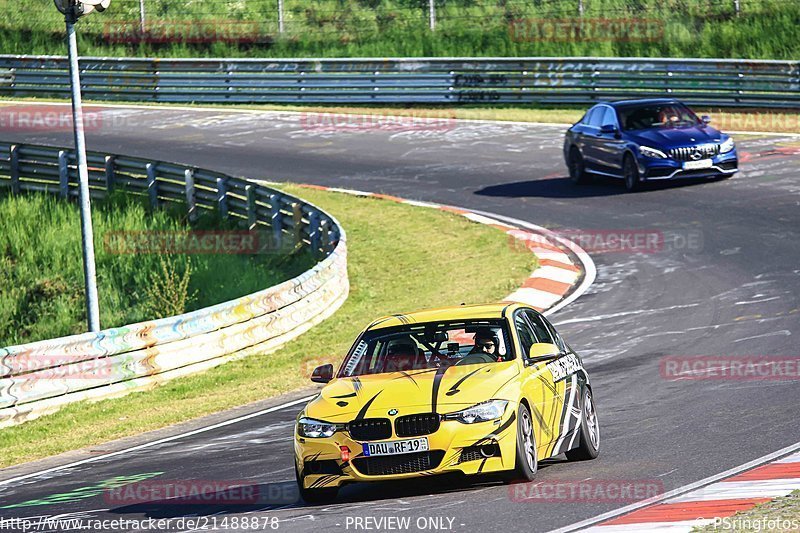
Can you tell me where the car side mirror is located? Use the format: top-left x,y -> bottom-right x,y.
311,364 -> 333,384
600,124 -> 618,134
527,343 -> 562,363
701,115 -> 711,124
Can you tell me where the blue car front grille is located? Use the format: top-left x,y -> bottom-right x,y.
669,144 -> 720,161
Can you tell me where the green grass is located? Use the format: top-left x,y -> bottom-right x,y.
2,0 -> 799,59
0,191 -> 313,346
0,186 -> 535,468
693,489 -> 800,531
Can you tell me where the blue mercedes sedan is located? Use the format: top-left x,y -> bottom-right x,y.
563,98 -> 738,191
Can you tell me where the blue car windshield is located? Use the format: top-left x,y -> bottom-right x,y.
618,103 -> 701,131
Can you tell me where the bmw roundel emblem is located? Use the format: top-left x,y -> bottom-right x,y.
388,409 -> 399,416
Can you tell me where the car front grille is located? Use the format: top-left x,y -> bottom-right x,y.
351,451 -> 446,476
348,418 -> 392,441
669,144 -> 720,161
395,413 -> 441,437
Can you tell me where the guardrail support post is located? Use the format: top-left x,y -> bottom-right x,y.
270,193 -> 283,251
104,155 -> 115,194
320,219 -> 331,254
58,150 -> 70,199
9,145 -> 20,195
309,210 -> 321,255
184,168 -> 197,224
217,177 -> 229,219
246,184 -> 257,230
146,162 -> 158,210
292,202 -> 303,247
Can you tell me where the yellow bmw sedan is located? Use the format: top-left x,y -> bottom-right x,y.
294,302 -> 599,503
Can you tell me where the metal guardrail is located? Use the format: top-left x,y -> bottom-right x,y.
0,141 -> 348,427
0,55 -> 799,108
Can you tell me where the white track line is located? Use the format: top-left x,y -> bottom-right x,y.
549,440 -> 800,533
0,395 -> 315,487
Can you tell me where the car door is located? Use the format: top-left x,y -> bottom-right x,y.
593,106 -> 626,176
574,106 -> 604,171
514,310 -> 560,455
527,311 -> 586,458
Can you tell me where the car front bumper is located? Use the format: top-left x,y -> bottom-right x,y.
638,149 -> 738,181
294,406 -> 521,489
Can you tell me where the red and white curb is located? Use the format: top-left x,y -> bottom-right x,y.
554,442 -> 800,532
295,185 -> 591,314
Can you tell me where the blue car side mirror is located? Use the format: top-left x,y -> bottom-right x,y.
600,124 -> 618,134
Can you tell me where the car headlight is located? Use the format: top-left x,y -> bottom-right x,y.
444,400 -> 509,424
297,417 -> 338,438
639,146 -> 667,159
720,137 -> 735,153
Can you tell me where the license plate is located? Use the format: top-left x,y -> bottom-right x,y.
362,437 -> 429,457
683,159 -> 713,170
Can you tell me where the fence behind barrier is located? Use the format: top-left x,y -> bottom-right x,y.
0,55 -> 799,108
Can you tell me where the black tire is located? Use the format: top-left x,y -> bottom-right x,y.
565,387 -> 600,461
503,403 -> 538,482
568,147 -> 590,184
623,154 -> 641,192
295,462 -> 338,504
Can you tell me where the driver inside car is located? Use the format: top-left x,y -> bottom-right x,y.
469,329 -> 501,360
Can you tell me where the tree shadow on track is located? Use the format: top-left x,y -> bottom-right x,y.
475,176 -> 722,199
107,462 -> 564,516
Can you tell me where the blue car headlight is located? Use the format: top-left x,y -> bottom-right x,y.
297,416 -> 338,438
720,137 -> 735,153
444,400 -> 509,424
639,146 -> 668,159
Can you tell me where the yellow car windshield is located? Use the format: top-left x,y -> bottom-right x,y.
339,320 -> 514,377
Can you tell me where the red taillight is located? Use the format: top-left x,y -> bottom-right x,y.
340,446 -> 351,462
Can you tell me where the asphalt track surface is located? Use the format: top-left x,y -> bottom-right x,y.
1,104 -> 799,532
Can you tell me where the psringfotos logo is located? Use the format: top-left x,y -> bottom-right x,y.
509,17 -> 663,43
508,479 -> 664,503
299,112 -> 457,133
706,516 -> 800,531
103,20 -> 270,44
660,356 -> 800,381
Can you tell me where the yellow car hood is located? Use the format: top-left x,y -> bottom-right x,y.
305,362 -> 521,422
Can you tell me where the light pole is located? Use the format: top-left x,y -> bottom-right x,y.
53,0 -> 110,333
